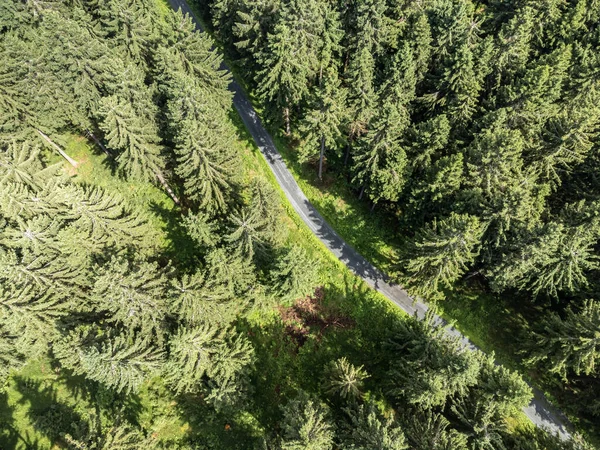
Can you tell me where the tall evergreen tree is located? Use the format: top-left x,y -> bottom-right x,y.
526,300 -> 600,379
404,213 -> 484,297
341,401 -> 407,450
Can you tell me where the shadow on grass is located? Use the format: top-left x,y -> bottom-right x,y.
11,375 -> 85,448
149,201 -> 202,272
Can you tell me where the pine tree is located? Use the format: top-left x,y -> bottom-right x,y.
64,417 -> 145,450
279,391 -> 334,450
404,213 -> 484,297
406,115 -> 451,172
161,67 -> 237,212
526,300 -> 600,379
65,184 -> 147,247
345,45 -> 377,143
232,0 -> 280,71
0,141 -> 45,190
161,11 -> 231,106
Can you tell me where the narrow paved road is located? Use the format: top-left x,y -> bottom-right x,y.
167,0 -> 572,440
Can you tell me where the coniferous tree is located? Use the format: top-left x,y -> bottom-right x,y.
165,323 -> 254,399
279,391 -> 334,450
403,409 -> 468,450
298,67 -> 347,180
385,312 -> 480,409
269,245 -> 319,301
491,222 -> 599,298
91,257 -> 170,340
526,300 -> 600,379
404,213 -> 484,298
341,401 -> 407,450
98,95 -> 165,183
54,328 -> 164,394
324,357 -> 369,401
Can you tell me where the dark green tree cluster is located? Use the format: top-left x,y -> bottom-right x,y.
204,0 -> 600,301
203,0 -> 600,429
267,313 -> 581,450
0,0 -> 322,446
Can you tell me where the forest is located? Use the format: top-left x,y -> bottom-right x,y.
0,0 -> 596,449
199,0 -> 600,444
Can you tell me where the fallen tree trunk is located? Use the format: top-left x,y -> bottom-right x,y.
36,129 -> 78,167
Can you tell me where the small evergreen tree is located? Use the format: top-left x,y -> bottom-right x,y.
269,245 -> 319,300
341,401 -> 407,450
324,357 -> 369,401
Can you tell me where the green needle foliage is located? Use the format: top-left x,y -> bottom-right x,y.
269,245 -> 319,301
341,401 -> 407,450
279,391 -> 334,450
324,357 -> 369,401
526,300 -> 600,379
404,213 -> 484,298
54,328 -> 164,394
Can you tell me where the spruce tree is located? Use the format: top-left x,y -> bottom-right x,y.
165,323 -> 254,398
171,271 -> 239,326
526,300 -> 600,379
54,328 -> 164,393
404,213 -> 484,297
324,357 -> 369,401
403,410 -> 468,450
256,20 -> 313,134
385,313 -> 480,408
279,391 -> 334,450
98,95 -> 165,184
91,257 -> 170,340
298,67 -> 347,180
269,245 -> 319,301
341,401 -> 407,450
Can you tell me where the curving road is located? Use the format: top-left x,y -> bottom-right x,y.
167,0 -> 572,440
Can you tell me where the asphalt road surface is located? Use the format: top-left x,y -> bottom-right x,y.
167,0 -> 572,440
